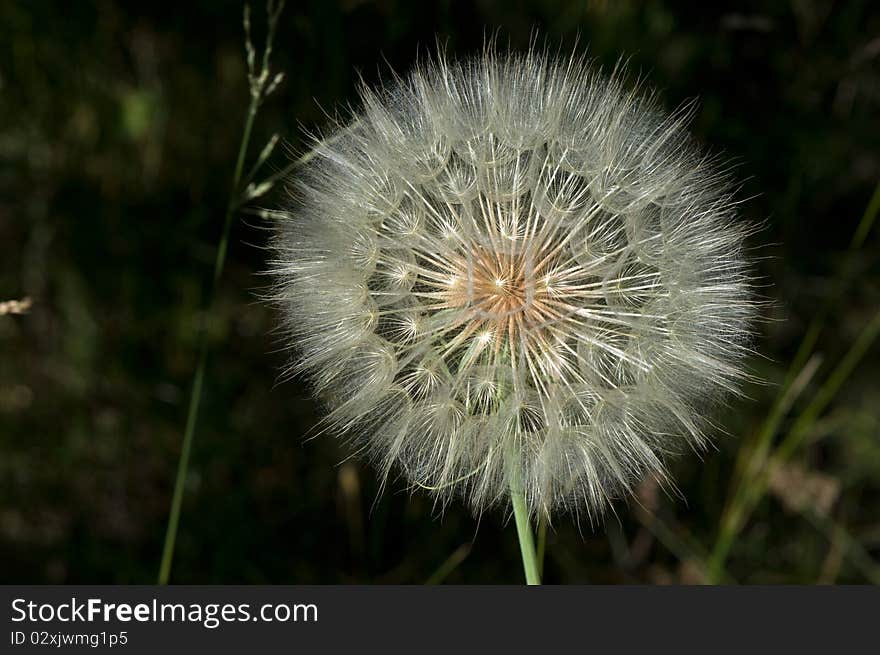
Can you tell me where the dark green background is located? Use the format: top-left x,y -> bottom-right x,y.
1,0 -> 878,583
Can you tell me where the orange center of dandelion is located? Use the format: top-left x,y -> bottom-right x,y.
468,247 -> 534,317
433,242 -> 568,367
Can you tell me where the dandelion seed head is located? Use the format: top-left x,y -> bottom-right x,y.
270,46 -> 756,519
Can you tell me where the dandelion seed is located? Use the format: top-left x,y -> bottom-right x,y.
269,47 -> 756,521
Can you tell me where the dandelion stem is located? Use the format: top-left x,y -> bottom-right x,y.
510,476 -> 541,585
536,513 -> 548,579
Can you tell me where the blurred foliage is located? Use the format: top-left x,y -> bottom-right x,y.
1,0 -> 878,584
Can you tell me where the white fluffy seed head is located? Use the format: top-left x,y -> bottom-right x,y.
269,47 -> 757,520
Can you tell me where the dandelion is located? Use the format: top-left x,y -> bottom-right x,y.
269,46 -> 755,580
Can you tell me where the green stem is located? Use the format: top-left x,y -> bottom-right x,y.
850,180 -> 880,250
536,513 -> 548,579
158,345 -> 206,585
424,544 -> 472,585
510,477 -> 541,585
215,104 -> 257,285
157,97 -> 259,586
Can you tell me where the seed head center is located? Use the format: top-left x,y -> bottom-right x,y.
472,250 -> 531,313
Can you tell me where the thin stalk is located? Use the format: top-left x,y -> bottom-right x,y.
708,180 -> 880,581
157,1 -> 286,585
708,308 -> 880,582
158,100 -> 259,585
216,105 -> 258,284
510,477 -> 541,585
850,181 -> 880,250
240,117 -> 363,211
424,543 -> 472,585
